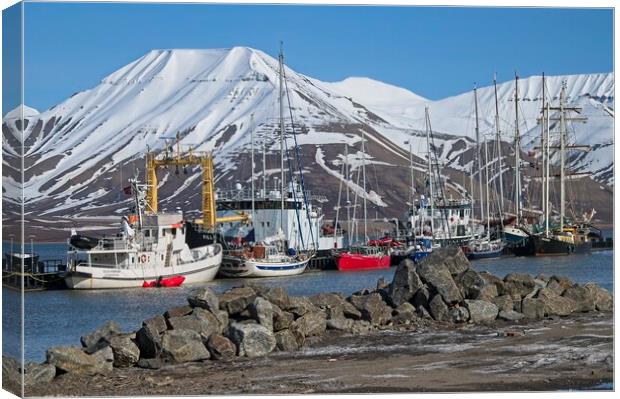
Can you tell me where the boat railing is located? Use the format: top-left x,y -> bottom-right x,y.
216,187 -> 315,203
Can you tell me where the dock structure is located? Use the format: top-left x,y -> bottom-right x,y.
2,254 -> 66,291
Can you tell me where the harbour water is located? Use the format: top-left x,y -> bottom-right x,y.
2,242 -> 614,362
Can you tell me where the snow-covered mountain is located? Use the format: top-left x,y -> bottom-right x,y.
2,47 -> 614,234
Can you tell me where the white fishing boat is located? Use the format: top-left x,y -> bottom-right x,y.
64,179 -> 222,289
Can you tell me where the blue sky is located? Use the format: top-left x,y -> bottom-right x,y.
3,2 -> 614,114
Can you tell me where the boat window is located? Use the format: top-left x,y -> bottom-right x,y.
267,222 -> 270,227
171,228 -> 177,237
144,229 -> 150,237
460,209 -> 464,218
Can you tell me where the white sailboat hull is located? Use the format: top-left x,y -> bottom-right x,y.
64,244 -> 222,289
219,255 -> 309,278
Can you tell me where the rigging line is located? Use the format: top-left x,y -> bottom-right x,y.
427,110 -> 452,240
283,72 -> 316,251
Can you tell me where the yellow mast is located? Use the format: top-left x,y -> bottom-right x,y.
145,136 -> 249,228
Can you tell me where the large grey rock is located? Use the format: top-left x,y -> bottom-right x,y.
412,285 -> 431,308
46,346 -> 113,375
416,259 -> 463,304
549,275 -> 574,292
309,292 -> 346,309
449,306 -> 470,323
417,305 -> 432,319
80,320 -> 122,352
206,334 -> 236,361
428,294 -> 449,322
213,310 -> 230,334
23,362 -> 56,386
464,299 -> 499,323
187,287 -> 220,312
502,274 -> 537,298
479,272 -> 506,294
106,334 -> 140,367
341,300 -> 363,320
167,313 -> 218,342
326,317 -> 354,331
348,293 -> 392,325
272,305 -> 294,331
456,269 -> 491,300
135,324 -> 161,359
163,305 -> 193,319
492,295 -> 515,312
547,279 -> 565,296
136,358 -> 161,370
440,246 -> 471,276
584,283 -> 613,311
228,322 -> 276,358
521,297 -> 546,319
160,329 -> 210,363
392,302 -> 418,324
286,296 -> 319,317
562,285 -> 596,312
262,286 -> 291,309
219,286 -> 257,315
498,310 -> 525,321
2,356 -> 20,387
291,311 -> 327,337
386,259 -> 423,307
274,329 -> 299,352
143,315 -> 167,335
537,287 -> 578,316
249,297 -> 274,331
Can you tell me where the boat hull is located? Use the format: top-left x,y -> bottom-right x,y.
64,245 -> 222,289
219,255 -> 309,278
466,249 -> 503,260
336,253 -> 391,271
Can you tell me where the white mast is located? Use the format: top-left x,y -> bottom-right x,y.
545,100 -> 551,236
250,113 -> 255,220
344,144 -> 352,243
484,137 -> 490,239
361,130 -> 368,242
474,86 -> 484,225
278,42 -> 286,233
425,107 -> 435,235
514,74 -> 522,224
541,73 -> 546,227
493,73 -> 505,218
559,82 -> 566,231
409,134 -> 415,216
262,141 -> 267,196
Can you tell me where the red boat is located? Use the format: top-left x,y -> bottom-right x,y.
334,246 -> 391,271
142,275 -> 186,288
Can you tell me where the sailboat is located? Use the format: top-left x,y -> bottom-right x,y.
464,85 -> 504,259
218,44 -> 312,277
530,78 -> 592,255
332,131 -> 391,271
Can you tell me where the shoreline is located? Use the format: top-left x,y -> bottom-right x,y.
21,312 -> 613,396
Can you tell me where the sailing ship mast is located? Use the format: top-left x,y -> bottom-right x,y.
484,137 -> 490,239
559,83 -> 566,231
474,86 -> 484,226
278,42 -> 286,234
250,113 -> 255,220
540,73 -> 546,230
361,129 -> 368,242
493,74 -> 505,220
425,107 -> 435,235
513,73 -> 522,224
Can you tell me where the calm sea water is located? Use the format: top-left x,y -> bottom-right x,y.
2,241 -> 614,362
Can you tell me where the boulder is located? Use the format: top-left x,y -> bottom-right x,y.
291,311 -> 327,337
440,246 -> 470,276
428,294 -> 449,322
341,300 -> 363,320
219,287 -> 257,315
187,287 -> 220,312
272,305 -> 295,331
262,286 -> 291,309
547,279 -> 565,296
417,305 -> 432,319
392,302 -> 418,324
135,324 -> 161,359
214,310 -> 230,334
348,293 -> 392,325
206,334 -> 236,361
549,275 -> 574,292
492,295 -> 515,312
449,305 -> 470,323
537,287 -> 578,316
167,313 -> 217,342
326,317 -> 354,331
521,297 -> 546,319
160,329 -> 210,363
136,358 -> 161,370
386,259 -> 423,307
479,272 -> 506,294
286,296 -> 318,317
46,346 -> 113,375
416,260 -> 463,304
143,315 -> 167,335
377,277 -> 389,290
228,322 -> 276,358
163,305 -> 193,319
309,292 -> 346,309
2,356 -> 20,387
464,299 -> 499,323
498,310 -> 525,321
249,297 -> 274,331
23,362 -> 56,386
350,319 -> 373,335
80,320 -> 122,352
242,282 -> 271,297
584,283 -> 613,311
456,269 -> 492,300
562,285 -> 596,312
106,334 -> 140,367
274,329 -> 299,352
502,274 -> 537,298
412,285 -> 431,308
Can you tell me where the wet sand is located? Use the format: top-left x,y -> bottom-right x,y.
25,312 -> 613,396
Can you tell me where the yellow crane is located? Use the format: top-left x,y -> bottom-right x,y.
144,134 -> 249,229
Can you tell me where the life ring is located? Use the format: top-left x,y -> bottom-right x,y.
140,254 -> 147,263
